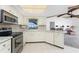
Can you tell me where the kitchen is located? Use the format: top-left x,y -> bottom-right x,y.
0,5 -> 79,53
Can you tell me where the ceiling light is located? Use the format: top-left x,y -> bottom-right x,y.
21,5 -> 47,14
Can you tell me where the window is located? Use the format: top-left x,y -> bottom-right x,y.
28,19 -> 38,29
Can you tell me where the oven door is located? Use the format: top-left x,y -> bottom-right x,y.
11,34 -> 23,53
15,35 -> 23,48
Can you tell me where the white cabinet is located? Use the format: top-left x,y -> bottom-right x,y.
24,30 -> 64,48
45,32 -> 54,44
25,31 -> 53,42
0,39 -> 11,53
45,31 -> 64,48
53,31 -> 64,48
25,31 -> 45,42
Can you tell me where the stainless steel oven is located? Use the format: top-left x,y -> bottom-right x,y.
11,32 -> 23,53
0,27 -> 23,53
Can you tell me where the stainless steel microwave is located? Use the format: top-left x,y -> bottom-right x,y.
0,9 -> 18,24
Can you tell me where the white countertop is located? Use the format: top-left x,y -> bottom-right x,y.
0,36 -> 12,44
25,29 -> 63,32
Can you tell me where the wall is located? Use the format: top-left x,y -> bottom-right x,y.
25,16 -> 46,26
68,8 -> 79,37
46,17 -> 73,30
46,17 -> 79,37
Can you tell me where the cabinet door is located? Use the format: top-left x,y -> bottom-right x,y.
23,32 -> 26,45
0,47 -> 11,53
45,32 -> 54,44
50,32 -> 54,44
25,31 -> 45,42
0,39 -> 11,53
54,32 -> 64,47
25,32 -> 36,42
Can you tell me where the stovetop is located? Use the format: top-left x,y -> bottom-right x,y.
12,32 -> 23,37
0,30 -> 23,37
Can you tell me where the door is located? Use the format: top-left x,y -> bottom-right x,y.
45,32 -> 54,44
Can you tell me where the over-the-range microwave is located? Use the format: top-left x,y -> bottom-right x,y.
0,9 -> 18,24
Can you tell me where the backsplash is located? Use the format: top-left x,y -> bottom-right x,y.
0,24 -> 21,32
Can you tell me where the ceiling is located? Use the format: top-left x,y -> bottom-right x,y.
21,5 -> 47,14
13,5 -> 71,17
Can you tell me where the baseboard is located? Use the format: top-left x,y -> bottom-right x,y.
26,41 -> 46,44
45,42 -> 64,49
25,41 -> 64,49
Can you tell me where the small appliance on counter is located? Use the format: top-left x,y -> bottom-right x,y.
50,22 -> 63,31
50,22 -> 55,30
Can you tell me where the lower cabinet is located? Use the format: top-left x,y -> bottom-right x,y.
53,31 -> 64,48
45,31 -> 64,48
25,31 -> 45,42
45,32 -> 54,44
0,39 -> 11,53
24,31 -> 64,48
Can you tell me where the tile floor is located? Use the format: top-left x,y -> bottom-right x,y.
22,43 -> 79,53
